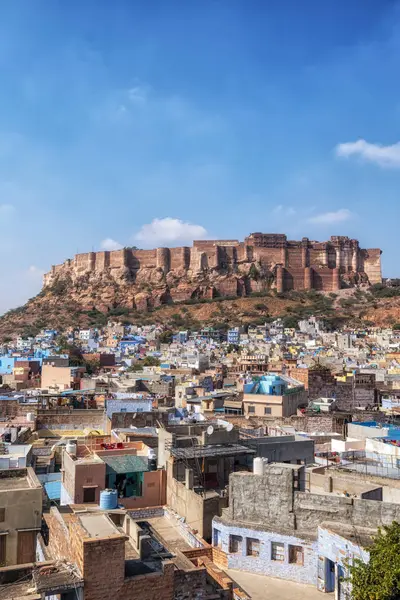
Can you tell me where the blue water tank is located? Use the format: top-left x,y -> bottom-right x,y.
99,489 -> 118,510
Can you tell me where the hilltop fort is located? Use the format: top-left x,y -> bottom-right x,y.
42,234 -> 382,312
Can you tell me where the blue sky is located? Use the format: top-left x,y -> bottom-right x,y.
0,0 -> 399,313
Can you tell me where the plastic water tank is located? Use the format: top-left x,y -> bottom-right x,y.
100,489 -> 118,510
253,457 -> 264,476
26,412 -> 35,423
66,441 -> 77,456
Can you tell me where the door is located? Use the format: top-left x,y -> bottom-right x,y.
17,530 -> 36,564
83,487 -> 96,503
0,534 -> 6,566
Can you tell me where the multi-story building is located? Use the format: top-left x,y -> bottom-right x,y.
243,374 -> 306,417
0,468 -> 42,565
227,327 -> 240,344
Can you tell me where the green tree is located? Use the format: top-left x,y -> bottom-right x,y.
248,264 -> 259,281
159,330 -> 173,343
84,359 -> 100,375
349,521 -> 400,600
142,356 -> 160,367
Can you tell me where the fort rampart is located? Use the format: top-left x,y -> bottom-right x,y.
43,234 -> 382,298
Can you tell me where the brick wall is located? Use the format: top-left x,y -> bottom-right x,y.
121,563 -> 175,600
174,568 -> 208,600
82,537 -> 126,600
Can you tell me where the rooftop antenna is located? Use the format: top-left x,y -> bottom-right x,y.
207,425 -> 214,436
226,422 -> 233,432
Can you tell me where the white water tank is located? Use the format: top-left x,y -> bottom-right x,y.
253,457 -> 265,476
26,412 -> 35,422
66,441 -> 77,456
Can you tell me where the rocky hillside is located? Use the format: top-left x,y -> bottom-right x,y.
0,281 -> 399,341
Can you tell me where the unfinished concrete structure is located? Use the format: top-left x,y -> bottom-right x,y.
162,422 -> 255,539
43,234 -> 382,309
42,504 -> 249,600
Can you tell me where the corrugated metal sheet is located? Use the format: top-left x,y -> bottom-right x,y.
44,480 -> 61,500
102,455 -> 150,474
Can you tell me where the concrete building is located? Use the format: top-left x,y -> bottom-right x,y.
161,422 -> 254,539
0,468 -> 42,565
61,439 -> 165,509
227,327 -> 240,344
243,435 -> 315,465
41,364 -> 85,391
243,374 -> 306,417
212,462 -> 400,598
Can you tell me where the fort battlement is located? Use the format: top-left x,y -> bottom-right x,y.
43,234 -> 382,299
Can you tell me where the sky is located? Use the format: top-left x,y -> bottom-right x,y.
1,0 -> 400,313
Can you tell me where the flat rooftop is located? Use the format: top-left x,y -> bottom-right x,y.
0,469 -> 37,490
79,513 -> 121,539
146,516 -> 192,553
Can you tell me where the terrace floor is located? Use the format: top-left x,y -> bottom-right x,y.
226,569 -> 332,600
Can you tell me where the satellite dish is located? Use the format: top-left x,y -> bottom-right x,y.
207,425 -> 214,435
226,423 -> 233,432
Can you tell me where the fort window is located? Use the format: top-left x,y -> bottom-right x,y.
248,406 -> 255,414
246,538 -> 260,557
229,535 -> 242,553
264,407 -> 272,415
0,508 -> 5,522
289,545 -> 304,565
271,542 -> 284,561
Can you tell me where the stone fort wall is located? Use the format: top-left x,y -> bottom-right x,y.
43,233 -> 382,294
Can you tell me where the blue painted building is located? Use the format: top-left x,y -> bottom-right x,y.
0,357 -> 15,375
244,374 -> 287,396
227,327 -> 240,344
106,396 -> 153,418
212,517 -> 318,585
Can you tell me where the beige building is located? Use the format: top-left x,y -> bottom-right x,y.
243,388 -> 306,417
0,468 -> 43,566
242,374 -> 306,418
41,364 -> 85,390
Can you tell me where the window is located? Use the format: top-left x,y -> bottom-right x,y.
213,529 -> 221,548
246,538 -> 260,557
147,482 -> 155,488
264,407 -> 271,415
83,487 -> 96,503
0,508 -> 5,523
289,545 -> 304,566
229,535 -> 242,554
271,542 -> 284,561
248,406 -> 255,414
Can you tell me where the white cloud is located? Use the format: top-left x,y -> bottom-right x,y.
308,208 -> 353,224
273,205 -> 296,216
336,139 -> 400,168
100,238 -> 123,251
128,85 -> 149,104
0,203 -> 15,215
27,265 -> 45,278
134,217 -> 208,246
